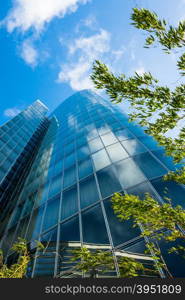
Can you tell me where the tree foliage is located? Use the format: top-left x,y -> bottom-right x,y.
91,8 -> 185,185
0,238 -> 44,278
70,247 -> 145,278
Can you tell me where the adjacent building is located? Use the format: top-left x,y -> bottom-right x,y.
0,90 -> 185,277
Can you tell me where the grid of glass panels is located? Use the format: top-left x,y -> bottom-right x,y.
1,90 -> 185,278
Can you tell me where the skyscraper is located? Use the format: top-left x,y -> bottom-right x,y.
0,90 -> 185,277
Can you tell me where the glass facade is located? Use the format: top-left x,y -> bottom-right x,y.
0,90 -> 185,278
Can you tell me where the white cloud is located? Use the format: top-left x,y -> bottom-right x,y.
20,39 -> 38,66
4,107 -> 21,117
3,0 -> 90,33
58,29 -> 110,90
135,66 -> 145,75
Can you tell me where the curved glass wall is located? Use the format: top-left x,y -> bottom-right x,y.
1,90 -> 185,277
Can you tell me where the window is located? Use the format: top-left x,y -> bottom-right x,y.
106,142 -> 128,162
78,158 -> 93,179
139,136 -> 162,150
60,216 -> 80,242
151,178 -> 185,208
121,139 -> 147,156
133,152 -> 167,179
79,175 -> 99,209
92,149 -> 111,171
126,124 -> 147,137
115,158 -> 146,189
82,204 -> 109,244
42,196 -> 60,231
64,152 -> 76,169
88,137 -> 104,153
152,149 -> 183,171
61,185 -> 78,220
126,181 -> 160,201
114,128 -> 133,141
97,166 -> 122,198
77,145 -> 90,161
104,199 -> 140,246
48,174 -> 62,198
26,206 -> 45,240
101,132 -> 117,146
63,166 -> 76,189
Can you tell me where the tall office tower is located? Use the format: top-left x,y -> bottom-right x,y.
0,101 -> 49,241
0,90 -> 185,277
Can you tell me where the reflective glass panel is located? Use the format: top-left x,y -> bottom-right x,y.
61,185 -> 78,220
92,149 -> 111,171
97,166 -> 122,198
80,175 -> 99,209
106,142 -> 129,162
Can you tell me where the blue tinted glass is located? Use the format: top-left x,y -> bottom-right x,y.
151,178 -> 185,208
101,132 -> 117,146
61,185 -> 78,220
42,196 -> 60,231
115,158 -> 146,188
121,139 -> 147,156
88,137 -> 104,153
114,128 -> 133,141
78,158 -> 93,179
97,124 -> 111,135
104,199 -> 140,246
82,204 -> 109,244
106,142 -> 129,162
27,206 -> 45,240
126,181 -> 160,201
121,240 -> 147,254
126,124 -> 147,137
64,142 -> 75,155
80,175 -> 99,208
152,149 -> 183,171
64,153 -> 76,169
48,175 -> 62,198
133,152 -> 167,179
139,136 -> 162,150
63,166 -> 76,189
60,216 -> 80,242
92,149 -> 111,171
76,135 -> 87,147
97,166 -> 122,198
77,145 -> 90,161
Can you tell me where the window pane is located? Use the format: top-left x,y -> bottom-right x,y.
88,137 -> 104,153
48,175 -> 62,198
126,124 -> 147,137
151,178 -> 185,208
60,216 -> 80,242
78,158 -> 93,179
121,139 -> 147,156
133,152 -> 167,179
92,149 -> 111,171
64,152 -> 76,169
126,181 -> 160,201
63,166 -> 76,189
77,145 -> 90,161
42,196 -> 60,231
106,142 -> 128,162
114,128 -> 133,141
104,199 -> 140,246
97,166 -> 122,198
82,204 -> 109,244
101,132 -> 117,146
152,149 -> 183,171
61,185 -> 78,220
115,158 -> 146,189
80,175 -> 99,209
139,136 -> 162,150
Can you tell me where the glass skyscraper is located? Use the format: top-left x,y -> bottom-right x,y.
0,90 -> 185,278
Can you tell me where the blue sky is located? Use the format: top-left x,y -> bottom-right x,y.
0,0 -> 184,125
